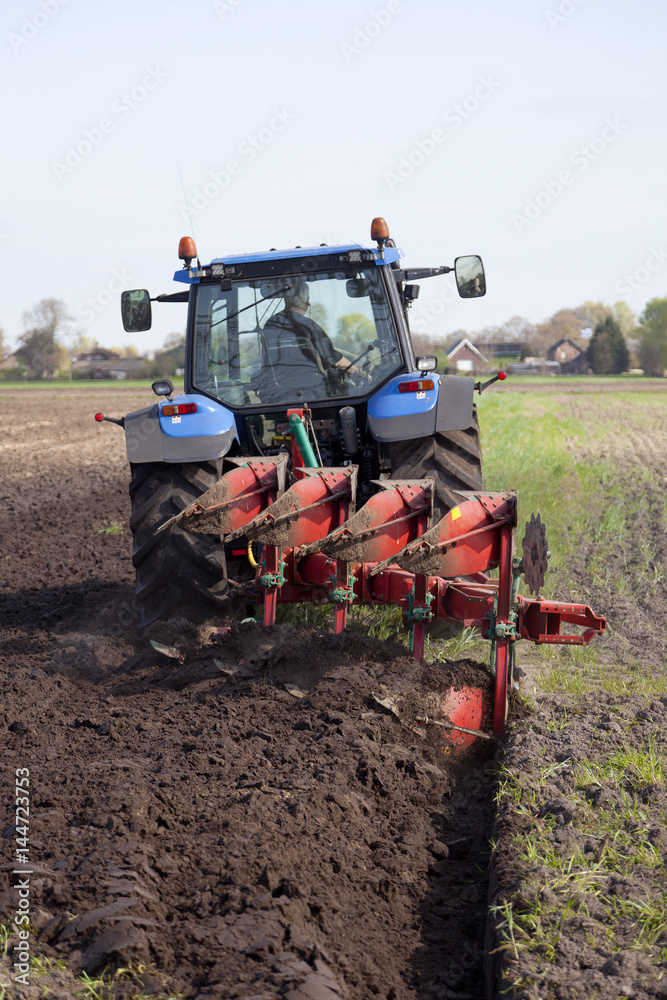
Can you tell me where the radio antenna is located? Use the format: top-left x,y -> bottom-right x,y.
177,162 -> 200,266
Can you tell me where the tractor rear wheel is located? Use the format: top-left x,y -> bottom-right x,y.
389,406 -> 484,518
129,460 -> 228,626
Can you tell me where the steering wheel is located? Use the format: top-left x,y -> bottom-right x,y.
338,368 -> 372,388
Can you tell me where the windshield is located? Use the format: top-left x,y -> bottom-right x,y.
192,268 -> 403,407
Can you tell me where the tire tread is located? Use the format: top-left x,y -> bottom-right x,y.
129,460 -> 227,625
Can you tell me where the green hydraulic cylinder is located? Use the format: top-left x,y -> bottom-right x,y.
288,412 -> 319,468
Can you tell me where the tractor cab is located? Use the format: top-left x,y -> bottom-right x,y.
120,224 -> 488,466
121,222 -> 487,419
190,264 -> 406,409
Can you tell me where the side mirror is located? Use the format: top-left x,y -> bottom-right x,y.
454,256 -> 486,298
346,277 -> 371,298
121,289 -> 152,332
152,378 -> 174,398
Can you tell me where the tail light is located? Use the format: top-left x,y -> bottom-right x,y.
162,403 -> 198,416
397,379 -> 435,393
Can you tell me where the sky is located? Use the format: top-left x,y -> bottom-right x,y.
2,0 -> 666,355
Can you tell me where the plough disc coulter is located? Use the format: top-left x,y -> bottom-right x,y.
172,448 -> 606,743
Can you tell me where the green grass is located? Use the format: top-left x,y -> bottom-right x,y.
493,710 -> 667,991
575,735 -> 664,791
493,773 -> 666,974
478,389 -> 667,534
277,602 -> 486,664
73,967 -> 183,1000
31,953 -> 68,973
477,388 -> 667,693
489,385 -> 667,990
348,604 -> 405,641
0,923 -> 10,959
494,373 -> 663,386
275,602 -> 338,630
0,952 -> 182,1000
97,521 -> 124,536
477,393 -> 583,557
275,602 -> 408,641
425,625 -> 484,661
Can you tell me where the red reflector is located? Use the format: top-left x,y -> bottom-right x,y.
498,371 -> 507,380
162,403 -> 198,416
398,379 -> 435,393
94,412 -> 104,422
231,549 -> 247,556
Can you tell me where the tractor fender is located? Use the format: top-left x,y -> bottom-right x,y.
367,372 -> 474,442
124,393 -> 238,464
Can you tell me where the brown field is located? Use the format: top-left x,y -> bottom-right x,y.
1,384 -> 666,1000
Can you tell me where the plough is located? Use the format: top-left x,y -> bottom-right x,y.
160,409 -> 606,744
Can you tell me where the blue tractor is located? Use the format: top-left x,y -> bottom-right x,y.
108,218 -> 489,625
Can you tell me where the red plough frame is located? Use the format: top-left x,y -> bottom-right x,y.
174,451 -> 605,740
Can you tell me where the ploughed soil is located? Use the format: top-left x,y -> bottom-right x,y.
0,388 -> 499,1000
1,385 -> 666,1000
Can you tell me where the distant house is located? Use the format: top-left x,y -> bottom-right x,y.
0,352 -> 21,371
446,338 -> 488,375
547,339 -> 590,374
73,349 -> 146,379
74,348 -> 120,364
91,358 -> 147,379
72,348 -> 120,373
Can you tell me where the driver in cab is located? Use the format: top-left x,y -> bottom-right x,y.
263,278 -> 370,383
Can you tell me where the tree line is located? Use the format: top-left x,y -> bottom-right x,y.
0,299 -> 185,380
2,294 -> 666,380
415,297 -> 667,376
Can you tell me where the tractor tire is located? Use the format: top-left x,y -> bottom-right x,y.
389,405 -> 484,519
129,459 -> 228,627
